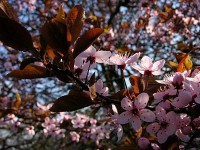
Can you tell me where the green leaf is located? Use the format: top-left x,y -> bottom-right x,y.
73,28 -> 104,59
50,90 -> 93,112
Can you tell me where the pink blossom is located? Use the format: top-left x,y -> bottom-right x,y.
75,46 -> 111,67
111,104 -> 123,141
74,62 -> 90,79
71,118 -> 85,128
109,52 -> 140,70
95,79 -> 109,96
156,72 -> 188,88
176,114 -> 191,142
24,126 -> 35,137
146,106 -> 177,144
70,131 -> 80,142
132,56 -> 165,77
152,88 -> 176,109
42,117 -> 57,130
117,93 -> 155,131
71,113 -> 88,129
172,90 -> 192,108
89,118 -> 97,127
90,125 -> 111,145
5,114 -> 18,125
55,129 -> 66,139
35,102 -> 52,116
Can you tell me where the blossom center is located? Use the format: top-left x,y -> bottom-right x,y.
132,107 -> 139,115
144,70 -> 152,77
86,56 -> 96,64
118,64 -> 126,70
160,121 -> 168,129
172,81 -> 183,89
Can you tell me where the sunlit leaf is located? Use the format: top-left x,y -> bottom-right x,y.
73,28 -> 104,59
7,64 -> 53,79
20,57 -> 40,70
129,75 -> 144,95
174,52 -> 193,72
168,61 -> 178,70
54,4 -> 65,24
178,43 -> 189,52
50,90 -> 93,112
15,93 -> 21,107
0,17 -> 34,51
89,72 -> 97,100
66,5 -> 84,44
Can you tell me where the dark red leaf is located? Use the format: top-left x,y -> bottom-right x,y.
0,17 -> 34,51
0,0 -> 19,21
20,58 -> 40,70
7,64 -> 53,79
50,90 -> 93,112
129,75 -> 144,95
73,28 -> 104,59
66,5 -> 84,44
40,19 -> 69,54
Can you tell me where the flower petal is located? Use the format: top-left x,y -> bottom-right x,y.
117,111 -> 132,124
166,123 -> 177,136
95,51 -> 111,63
146,123 -> 160,134
79,46 -> 96,57
166,111 -> 176,123
134,93 -> 149,109
176,129 -> 190,142
157,129 -> 168,144
156,106 -> 166,122
139,109 -> 155,122
117,124 -> 123,142
141,56 -> 153,69
111,104 -> 118,115
152,59 -> 165,71
95,79 -> 103,92
109,54 -> 124,65
121,97 -> 133,111
131,63 -> 145,71
131,116 -> 141,130
125,52 -> 140,64
152,70 -> 164,75
171,91 -> 192,108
